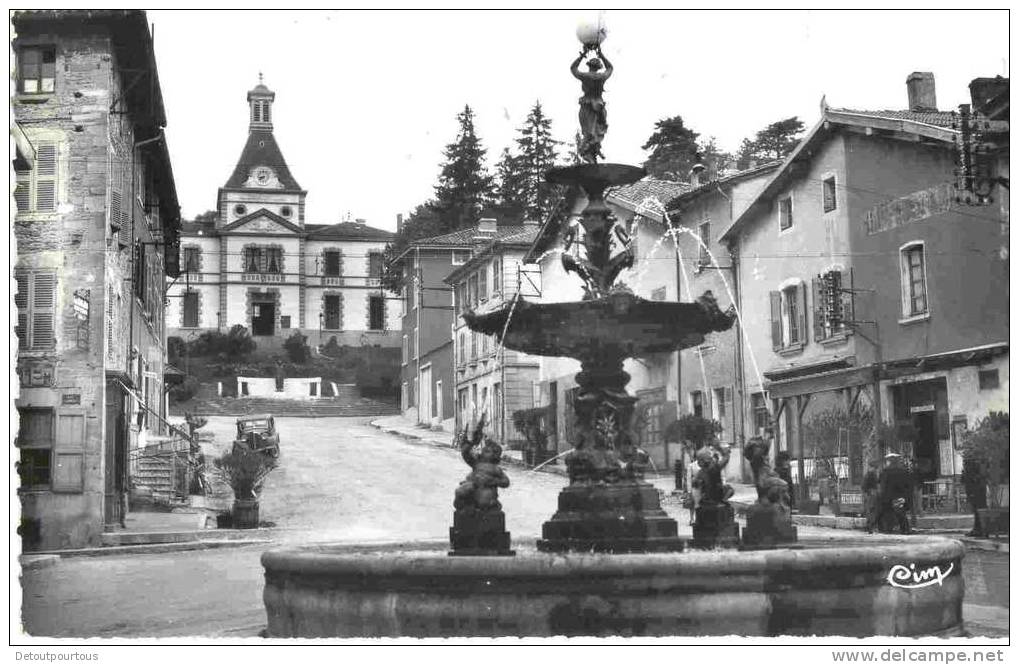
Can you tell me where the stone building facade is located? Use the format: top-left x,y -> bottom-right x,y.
164,80 -> 400,348
12,10 -> 181,550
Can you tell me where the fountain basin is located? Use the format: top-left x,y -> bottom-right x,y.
463,292 -> 736,358
261,536 -> 965,638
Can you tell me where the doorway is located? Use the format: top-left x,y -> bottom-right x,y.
252,302 -> 275,336
913,411 -> 939,482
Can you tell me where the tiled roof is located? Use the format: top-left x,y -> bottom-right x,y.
666,160 -> 782,209
607,177 -> 692,212
829,108 -> 957,128
305,222 -> 394,241
223,130 -> 302,191
412,224 -> 534,247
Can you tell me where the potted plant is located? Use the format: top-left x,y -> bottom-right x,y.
961,411 -> 1009,537
213,447 -> 276,529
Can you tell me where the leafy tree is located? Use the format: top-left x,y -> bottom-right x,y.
193,209 -> 218,223
697,136 -> 733,179
961,412 -> 1009,508
641,115 -> 701,180
664,414 -> 722,452
735,117 -> 806,169
433,105 -> 495,231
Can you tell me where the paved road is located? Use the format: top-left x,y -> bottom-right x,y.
18,417 -> 1010,638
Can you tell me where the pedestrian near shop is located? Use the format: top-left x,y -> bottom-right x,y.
862,460 -> 880,533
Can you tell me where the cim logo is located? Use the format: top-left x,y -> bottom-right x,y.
886,562 -> 954,589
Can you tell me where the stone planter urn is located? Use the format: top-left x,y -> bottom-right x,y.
233,498 -> 260,529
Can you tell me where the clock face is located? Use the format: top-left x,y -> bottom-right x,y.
254,167 -> 274,186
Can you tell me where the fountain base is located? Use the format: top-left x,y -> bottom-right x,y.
261,537 -> 965,637
536,481 -> 684,553
449,509 -> 514,557
690,503 -> 740,549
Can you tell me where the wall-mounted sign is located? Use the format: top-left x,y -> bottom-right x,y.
61,393 -> 81,405
18,360 -> 55,387
909,404 -> 936,414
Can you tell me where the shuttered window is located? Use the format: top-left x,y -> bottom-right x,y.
770,283 -> 807,350
479,266 -> 488,301
324,295 -> 342,330
368,252 -> 384,280
13,142 -> 58,213
15,272 -> 56,350
369,295 -> 385,330
17,408 -> 53,488
822,177 -> 837,213
324,250 -> 342,276
779,197 -> 793,231
698,222 -> 711,266
492,257 -> 501,295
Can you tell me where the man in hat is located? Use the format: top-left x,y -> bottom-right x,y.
877,452 -> 913,534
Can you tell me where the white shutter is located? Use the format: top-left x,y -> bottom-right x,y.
14,171 -> 30,212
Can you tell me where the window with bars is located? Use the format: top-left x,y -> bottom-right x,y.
822,176 -> 837,213
900,243 -> 928,317
18,46 -> 56,94
183,291 -> 200,328
15,272 -> 56,350
14,142 -> 57,213
16,407 -> 53,488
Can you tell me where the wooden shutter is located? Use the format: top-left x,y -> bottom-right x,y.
812,276 -> 825,341
31,272 -> 56,348
35,143 -> 57,212
15,274 -> 29,347
841,268 -> 854,329
798,285 -> 808,347
52,412 -> 85,493
769,290 -> 782,350
14,169 -> 30,212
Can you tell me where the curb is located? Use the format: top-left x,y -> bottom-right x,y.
19,555 -> 60,571
101,527 -> 276,547
959,537 -> 1009,553
29,538 -> 274,559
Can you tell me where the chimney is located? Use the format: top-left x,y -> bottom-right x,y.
396,213 -> 403,233
473,217 -> 498,242
969,76 -> 1009,115
689,155 -> 706,187
906,72 -> 937,112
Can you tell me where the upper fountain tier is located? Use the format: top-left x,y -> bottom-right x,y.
463,290 -> 736,360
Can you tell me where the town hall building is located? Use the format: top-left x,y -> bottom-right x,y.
165,78 -> 400,348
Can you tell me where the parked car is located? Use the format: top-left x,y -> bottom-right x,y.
233,415 -> 281,459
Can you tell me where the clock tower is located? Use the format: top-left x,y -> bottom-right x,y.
216,76 -> 307,228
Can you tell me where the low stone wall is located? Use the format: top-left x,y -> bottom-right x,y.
262,536 -> 965,638
236,376 -> 322,399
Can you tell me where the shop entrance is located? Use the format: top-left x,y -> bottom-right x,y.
891,377 -> 949,483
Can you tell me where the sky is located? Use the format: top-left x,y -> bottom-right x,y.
147,9 -> 1010,232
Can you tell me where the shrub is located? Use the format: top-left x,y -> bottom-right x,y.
961,411 -> 1009,508
213,448 -> 276,500
169,376 -> 200,403
167,336 -> 186,364
187,325 -> 256,360
283,331 -> 311,364
664,414 -> 722,451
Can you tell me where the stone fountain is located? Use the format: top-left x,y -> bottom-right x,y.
261,22 -> 965,638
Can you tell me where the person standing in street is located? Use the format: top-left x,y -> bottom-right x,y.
962,454 -> 988,537
861,460 -> 880,533
878,453 -> 913,534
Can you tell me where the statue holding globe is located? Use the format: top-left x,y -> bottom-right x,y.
571,20 -> 613,163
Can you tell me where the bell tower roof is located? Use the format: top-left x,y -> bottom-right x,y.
223,75 -> 303,192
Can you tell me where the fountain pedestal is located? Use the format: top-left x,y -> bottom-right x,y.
537,481 -> 683,553
691,503 -> 740,549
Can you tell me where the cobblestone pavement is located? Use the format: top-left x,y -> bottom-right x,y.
17,417 -> 1009,638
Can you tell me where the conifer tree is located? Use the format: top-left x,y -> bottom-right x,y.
494,147 -> 527,221
513,102 -> 562,221
433,105 -> 494,230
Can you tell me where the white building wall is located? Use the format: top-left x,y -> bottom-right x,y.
219,190 -> 303,226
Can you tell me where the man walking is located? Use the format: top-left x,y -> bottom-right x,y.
861,460 -> 880,533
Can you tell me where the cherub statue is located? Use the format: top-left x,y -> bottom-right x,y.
743,435 -> 789,509
570,45 -> 613,163
453,415 -> 510,512
692,444 -> 734,506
